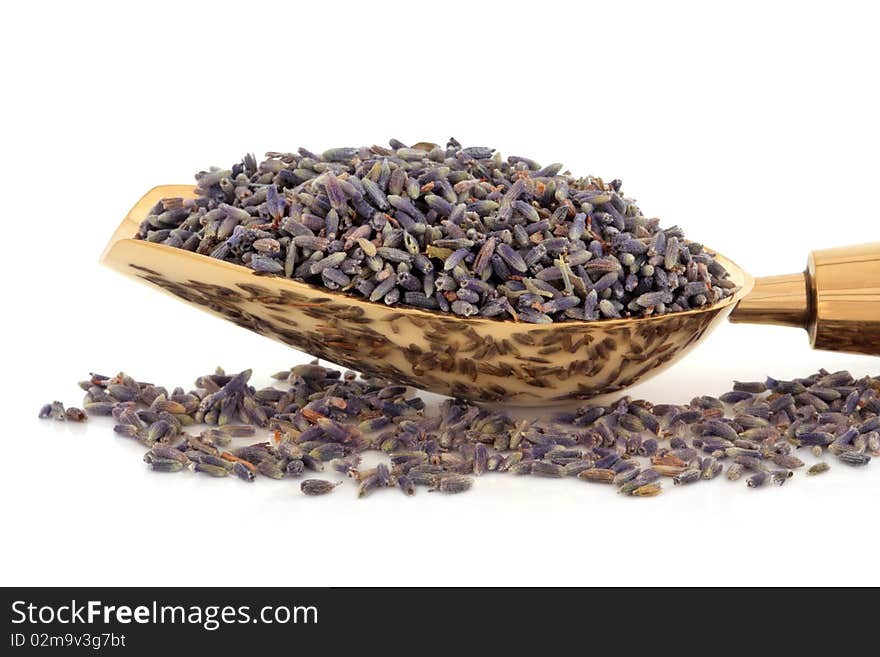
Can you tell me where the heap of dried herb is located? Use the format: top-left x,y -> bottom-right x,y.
39,363 -> 878,497
136,138 -> 733,322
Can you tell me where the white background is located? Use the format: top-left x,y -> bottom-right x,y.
2,0 -> 878,587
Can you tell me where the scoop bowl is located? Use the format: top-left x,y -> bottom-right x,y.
103,186 -> 880,405
102,186 -> 759,405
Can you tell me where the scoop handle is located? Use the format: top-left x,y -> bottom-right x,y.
729,242 -> 880,356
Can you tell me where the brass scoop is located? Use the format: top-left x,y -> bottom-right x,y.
102,185 -> 880,406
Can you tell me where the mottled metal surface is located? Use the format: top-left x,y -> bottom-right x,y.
102,186 -> 752,405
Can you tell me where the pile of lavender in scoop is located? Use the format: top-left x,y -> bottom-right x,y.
39,364 -> 878,497
135,138 -> 734,322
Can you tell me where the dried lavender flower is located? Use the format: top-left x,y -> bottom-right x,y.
301,479 -> 341,496
807,462 -> 830,476
137,139 -> 733,323
37,363 -> 880,502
